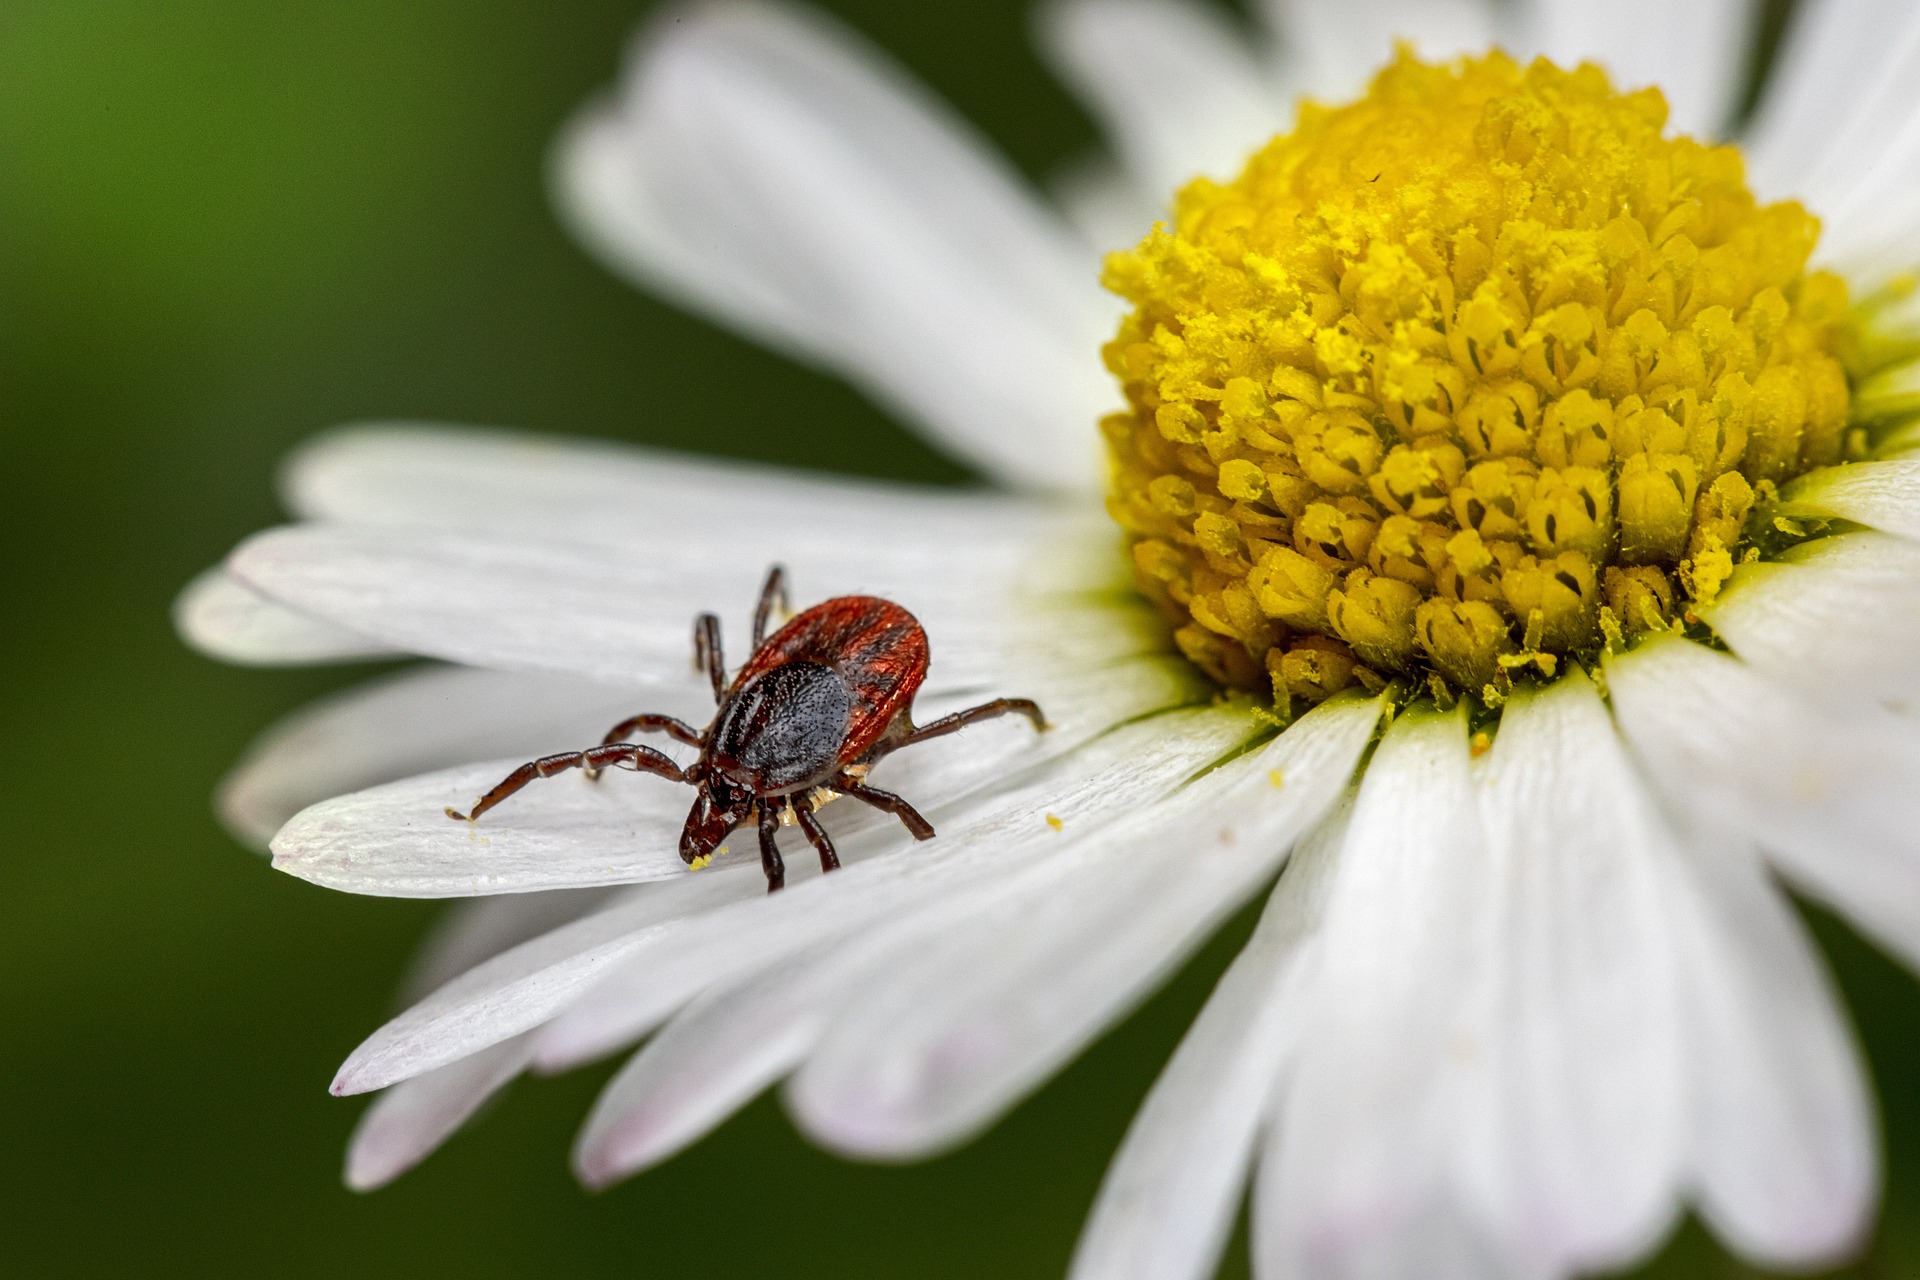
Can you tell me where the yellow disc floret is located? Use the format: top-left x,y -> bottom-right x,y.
1104,50 -> 1854,707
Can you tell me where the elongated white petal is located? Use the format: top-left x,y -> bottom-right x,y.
572,941 -> 844,1186
1256,706 -> 1497,1277
1608,636 -> 1920,972
1259,0 -> 1496,102
345,1034 -> 537,1191
1461,673 -> 1684,1273
219,665 -> 685,851
399,889 -> 624,1005
348,888 -> 620,1187
1068,801 -> 1351,1280
282,423 -> 1042,545
536,696 -> 1250,1076
173,566 -> 395,666
563,704 -> 1262,1184
332,875 -> 754,1096
274,656 -> 1196,897
553,1 -> 1114,491
1668,839 -> 1877,1267
1038,0 -> 1281,199
787,694 -> 1382,1160
1700,532 -> 1920,709
226,520 -> 1143,690
1777,460 -> 1920,541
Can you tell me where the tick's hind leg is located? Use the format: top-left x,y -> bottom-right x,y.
752,564 -> 790,648
875,698 -> 1048,761
837,779 -> 935,841
584,712 -> 704,780
794,800 -> 840,874
446,744 -> 686,823
756,799 -> 787,893
693,613 -> 725,701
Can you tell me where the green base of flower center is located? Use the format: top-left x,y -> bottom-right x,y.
1103,49 -> 1860,709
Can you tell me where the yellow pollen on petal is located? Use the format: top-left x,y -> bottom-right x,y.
1103,49 -> 1855,705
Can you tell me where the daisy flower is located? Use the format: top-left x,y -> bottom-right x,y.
178,0 -> 1920,1275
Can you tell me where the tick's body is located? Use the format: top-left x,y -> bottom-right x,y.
446,568 -> 1045,891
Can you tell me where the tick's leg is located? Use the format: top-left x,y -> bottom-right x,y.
837,779 -> 936,841
871,698 -> 1048,761
752,564 -> 790,648
446,744 -> 686,822
794,800 -> 840,874
692,612 -> 725,701
583,712 -> 704,780
757,799 -> 787,893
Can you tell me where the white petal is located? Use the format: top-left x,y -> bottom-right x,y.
534,697 -> 1253,1076
1668,839 -> 1878,1268
786,693 -> 1382,1160
552,1 -> 1115,491
1256,706 -> 1497,1277
225,519 -> 1143,690
332,687 -> 1231,1097
1776,459 -> 1920,541
1510,0 -> 1755,139
281,423 -> 1043,544
397,888 -> 624,1005
173,566 -> 395,666
219,664 -> 685,850
344,1034 -> 537,1191
1607,636 -> 1920,973
1038,0 -> 1283,198
1460,672 -> 1685,1273
1699,531 -> 1920,709
347,888 -> 620,1187
1067,801 -> 1351,1280
274,655 -> 1198,897
1260,0 -> 1497,102
331,875 -> 753,1096
1256,1193 -> 1551,1280
572,942 -> 844,1187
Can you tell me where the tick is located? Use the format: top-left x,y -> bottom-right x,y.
446,566 -> 1047,891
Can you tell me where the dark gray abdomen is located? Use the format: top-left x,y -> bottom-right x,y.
709,661 -> 856,792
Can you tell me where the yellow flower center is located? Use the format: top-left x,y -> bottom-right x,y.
1103,50 -> 1856,708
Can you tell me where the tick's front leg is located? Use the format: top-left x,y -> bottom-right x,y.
446,743 -> 686,823
756,798 -> 787,893
794,800 -> 840,874
836,778 -> 935,841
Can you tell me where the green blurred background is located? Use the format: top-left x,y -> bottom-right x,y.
2,0 -> 1916,1275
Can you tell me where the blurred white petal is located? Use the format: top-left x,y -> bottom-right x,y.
174,566 -> 395,666
1067,801 -> 1351,1280
1259,0 -> 1496,101
1038,0 -> 1282,198
1511,0 -> 1756,138
1256,707 -> 1497,1277
551,0 -> 1115,491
